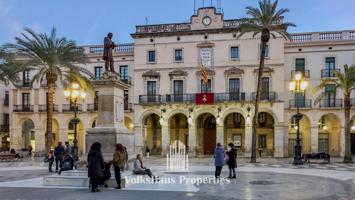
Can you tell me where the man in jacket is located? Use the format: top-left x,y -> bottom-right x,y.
54,142 -> 65,173
111,144 -> 126,189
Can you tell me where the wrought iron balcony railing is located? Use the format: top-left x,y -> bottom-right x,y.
215,92 -> 246,102
321,69 -> 341,78
251,92 -> 277,101
139,95 -> 162,104
62,104 -> 83,112
87,103 -> 98,112
13,105 -> 33,112
13,80 -> 32,88
38,104 -> 58,112
291,70 -> 310,79
165,94 -> 195,103
319,98 -> 343,108
120,76 -> 132,85
0,125 -> 9,132
289,99 -> 312,109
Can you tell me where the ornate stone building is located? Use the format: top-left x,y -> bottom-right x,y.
1,7 -> 355,158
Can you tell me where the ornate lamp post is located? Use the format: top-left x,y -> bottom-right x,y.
289,72 -> 308,165
64,82 -> 87,164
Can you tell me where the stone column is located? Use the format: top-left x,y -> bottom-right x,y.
34,128 -> 45,152
216,125 -> 224,145
274,125 -> 284,158
310,124 -> 319,153
161,124 -> 169,156
188,125 -> 196,157
10,127 -> 22,150
134,124 -> 143,154
59,128 -> 67,144
244,126 -> 252,157
340,127 -> 345,157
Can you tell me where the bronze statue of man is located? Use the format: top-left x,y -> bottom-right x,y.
103,32 -> 116,72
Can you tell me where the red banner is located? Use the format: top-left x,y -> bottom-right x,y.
195,93 -> 214,105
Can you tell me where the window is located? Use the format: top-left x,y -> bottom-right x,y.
124,90 -> 129,110
120,65 -> 129,81
3,113 -> 9,125
148,51 -> 156,63
230,47 -> 239,60
4,91 -> 9,106
325,57 -> 335,70
324,84 -> 336,106
258,135 -> 267,148
258,112 -> 267,127
94,91 -> 99,109
260,44 -> 269,58
23,70 -> 30,86
147,81 -> 157,102
295,58 -> 305,71
174,49 -> 183,62
261,77 -> 270,100
201,79 -> 212,93
173,80 -> 184,95
22,93 -> 30,110
95,67 -> 103,80
229,78 -> 240,100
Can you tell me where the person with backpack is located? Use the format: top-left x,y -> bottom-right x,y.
54,142 -> 65,173
226,143 -> 237,179
111,144 -> 126,189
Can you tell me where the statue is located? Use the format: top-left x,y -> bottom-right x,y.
103,32 -> 116,73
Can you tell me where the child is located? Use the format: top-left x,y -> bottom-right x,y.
48,150 -> 55,172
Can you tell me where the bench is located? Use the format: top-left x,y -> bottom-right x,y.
0,154 -> 22,162
302,152 -> 330,164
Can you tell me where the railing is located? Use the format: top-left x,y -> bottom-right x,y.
321,68 -> 341,78
319,98 -> 343,108
251,92 -> 277,101
120,76 -> 132,85
13,105 -> 33,112
0,125 -> 9,132
320,32 -> 342,41
85,43 -> 134,54
87,103 -> 98,112
62,104 -> 83,112
291,70 -> 310,79
115,43 -> 134,52
215,92 -> 246,102
136,23 -> 191,34
351,32 -> 355,40
289,99 -> 312,109
165,94 -> 195,103
290,34 -> 312,43
13,80 -> 32,88
38,104 -> 58,112
124,102 -> 133,111
139,95 -> 162,104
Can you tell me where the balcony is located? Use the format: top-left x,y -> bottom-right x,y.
0,125 -> 9,132
289,30 -> 355,43
139,95 -> 162,104
13,80 -> 32,88
319,98 -> 343,108
13,105 -> 33,112
289,99 -> 312,109
291,70 -> 310,79
87,103 -> 98,112
321,69 -> 341,78
251,92 -> 277,101
215,92 -> 246,102
124,102 -> 133,111
38,104 -> 58,112
62,104 -> 83,112
165,94 -> 195,103
120,76 -> 132,85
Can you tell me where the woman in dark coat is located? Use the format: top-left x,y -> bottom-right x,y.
226,143 -> 237,179
87,142 -> 105,192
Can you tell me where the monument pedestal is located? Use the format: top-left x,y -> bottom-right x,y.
86,73 -> 135,159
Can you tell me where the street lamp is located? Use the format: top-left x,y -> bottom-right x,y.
289,72 -> 308,165
64,82 -> 87,164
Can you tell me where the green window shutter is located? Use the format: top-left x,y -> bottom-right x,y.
295,58 -> 305,71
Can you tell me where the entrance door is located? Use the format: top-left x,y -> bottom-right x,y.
351,134 -> 355,155
203,116 -> 216,155
288,138 -> 296,157
204,129 -> 216,155
318,133 -> 329,153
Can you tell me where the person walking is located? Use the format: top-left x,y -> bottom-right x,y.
111,144 -> 126,189
48,150 -> 55,172
87,142 -> 105,193
226,143 -> 237,179
54,142 -> 65,173
214,143 -> 225,179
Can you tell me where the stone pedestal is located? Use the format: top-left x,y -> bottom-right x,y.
86,74 -> 135,159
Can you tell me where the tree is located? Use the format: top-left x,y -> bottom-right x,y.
237,0 -> 295,162
0,49 -> 24,85
4,28 -> 94,152
314,64 -> 355,163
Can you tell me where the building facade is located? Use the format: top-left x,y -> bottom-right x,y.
1,7 -> 355,158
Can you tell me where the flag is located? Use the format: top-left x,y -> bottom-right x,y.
201,64 -> 208,85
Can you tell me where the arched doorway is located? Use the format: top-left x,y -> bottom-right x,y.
288,115 -> 311,157
351,115 -> 355,155
68,119 -> 84,154
257,112 -> 274,157
22,119 -> 35,150
169,113 -> 188,147
224,113 -> 245,154
197,113 -> 216,155
318,114 -> 341,156
143,114 -> 161,154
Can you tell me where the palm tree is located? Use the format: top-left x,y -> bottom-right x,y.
314,64 -> 355,163
237,0 -> 295,162
0,49 -> 24,85
4,28 -> 94,152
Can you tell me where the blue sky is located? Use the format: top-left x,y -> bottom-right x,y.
0,0 -> 354,45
